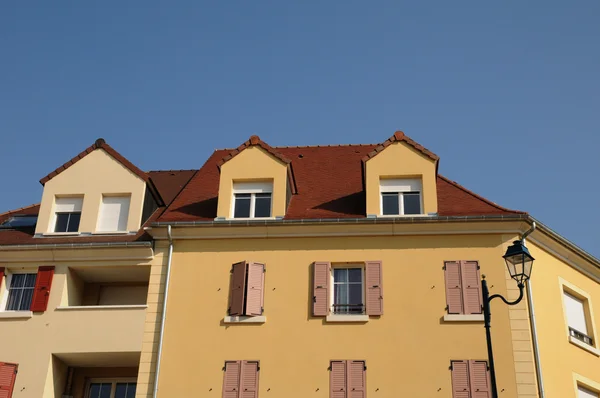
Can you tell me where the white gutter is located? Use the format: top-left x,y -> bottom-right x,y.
153,224 -> 174,398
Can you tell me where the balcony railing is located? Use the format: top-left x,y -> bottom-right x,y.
332,304 -> 365,315
569,327 -> 594,346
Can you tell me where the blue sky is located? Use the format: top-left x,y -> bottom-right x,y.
1,1 -> 599,257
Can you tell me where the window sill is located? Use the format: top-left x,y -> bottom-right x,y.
376,214 -> 429,218
0,311 -> 33,319
569,336 -> 600,356
42,232 -> 80,236
91,231 -> 131,235
222,217 -> 277,221
443,314 -> 484,322
223,316 -> 266,324
56,305 -> 148,311
326,314 -> 369,323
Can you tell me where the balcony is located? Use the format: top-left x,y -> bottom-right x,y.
570,326 -> 594,346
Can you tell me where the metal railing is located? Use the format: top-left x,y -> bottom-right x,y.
569,327 -> 594,346
332,304 -> 365,314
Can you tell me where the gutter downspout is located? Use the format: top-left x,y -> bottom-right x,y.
153,224 -> 174,398
522,222 -> 545,398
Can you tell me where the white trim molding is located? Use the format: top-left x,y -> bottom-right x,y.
223,315 -> 266,324
326,314 -> 369,323
569,336 -> 600,356
443,314 -> 485,322
0,311 -> 33,319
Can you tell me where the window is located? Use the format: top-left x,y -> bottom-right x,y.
444,260 -> 482,315
379,178 -> 422,215
579,386 -> 599,398
223,361 -> 259,398
564,291 -> 594,346
232,181 -> 272,219
332,268 -> 364,314
451,360 -> 490,398
97,195 -> 131,232
86,379 -> 136,398
53,197 -> 83,233
5,273 -> 36,311
329,360 -> 366,398
228,262 -> 265,317
0,362 -> 18,397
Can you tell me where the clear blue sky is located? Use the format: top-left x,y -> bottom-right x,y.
1,2 -> 599,257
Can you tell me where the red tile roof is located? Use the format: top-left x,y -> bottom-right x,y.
217,135 -> 292,167
362,131 -> 439,162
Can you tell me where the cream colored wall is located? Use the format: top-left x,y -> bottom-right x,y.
216,147 -> 289,218
35,149 -> 147,234
156,233 -> 519,397
365,141 -> 438,216
528,241 -> 600,398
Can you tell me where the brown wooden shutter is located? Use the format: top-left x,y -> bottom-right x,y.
313,262 -> 330,317
229,262 -> 247,316
223,361 -> 241,398
0,362 -> 17,398
445,261 -> 464,314
239,361 -> 259,398
30,266 -> 54,312
461,261 -> 482,315
365,261 -> 383,316
347,361 -> 366,398
330,361 -> 346,398
468,361 -> 490,398
0,268 -> 4,291
451,360 -> 471,398
245,263 -> 265,316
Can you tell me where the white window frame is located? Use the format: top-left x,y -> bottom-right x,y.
96,194 -> 131,233
379,178 -> 423,216
329,264 -> 365,316
0,269 -> 37,313
84,377 -> 137,398
573,373 -> 600,398
50,196 -> 84,234
559,278 -> 599,356
230,181 -> 274,219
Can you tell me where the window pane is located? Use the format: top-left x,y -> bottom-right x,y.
126,383 -> 136,398
20,289 -> 34,311
115,383 -> 128,398
66,213 -> 81,232
10,274 -> 25,288
6,289 -> 23,311
99,383 -> 112,398
348,268 -> 362,283
349,284 -> 362,305
403,192 -> 421,215
333,268 -> 347,283
233,195 -> 251,218
54,213 -> 70,232
382,193 -> 399,215
334,283 -> 348,305
88,384 -> 100,398
24,274 -> 37,288
254,194 -> 272,218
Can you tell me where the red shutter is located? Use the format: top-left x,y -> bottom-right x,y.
347,361 -> 366,398
445,261 -> 464,314
461,261 -> 482,315
365,261 -> 383,316
313,262 -> 330,317
451,360 -> 471,398
330,361 -> 346,398
30,266 -> 54,312
239,361 -> 259,398
0,268 -> 4,292
245,263 -> 265,316
0,362 -> 17,398
468,361 -> 490,398
222,361 -> 241,398
229,262 -> 247,316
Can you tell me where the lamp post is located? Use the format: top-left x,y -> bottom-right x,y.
482,239 -> 535,398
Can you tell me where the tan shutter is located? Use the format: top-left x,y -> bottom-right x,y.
347,361 -> 366,398
245,263 -> 265,316
468,361 -> 490,398
445,261 -> 464,314
0,362 -> 17,398
223,361 -> 241,398
451,360 -> 471,398
330,361 -> 346,398
365,261 -> 383,316
239,361 -> 259,398
461,261 -> 482,314
229,262 -> 247,316
313,262 -> 330,317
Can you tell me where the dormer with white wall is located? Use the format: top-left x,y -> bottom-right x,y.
215,135 -> 297,220
34,138 -> 163,236
363,131 -> 439,218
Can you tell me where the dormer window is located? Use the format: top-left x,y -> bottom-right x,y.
380,178 -> 422,216
232,181 -> 273,219
53,197 -> 83,233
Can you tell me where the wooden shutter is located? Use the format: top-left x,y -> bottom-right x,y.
461,261 -> 482,315
0,268 -> 4,291
0,362 -> 17,398
30,266 -> 54,312
245,263 -> 265,316
229,262 -> 247,316
445,261 -> 464,314
239,361 -> 259,398
365,261 -> 383,316
313,262 -> 330,317
223,361 -> 241,398
451,360 -> 471,398
468,361 -> 490,398
347,361 -> 366,398
330,361 -> 346,398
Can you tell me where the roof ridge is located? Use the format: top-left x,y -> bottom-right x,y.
147,169 -> 198,173
217,135 -> 291,167
0,203 -> 40,218
362,131 -> 439,162
272,143 -> 377,149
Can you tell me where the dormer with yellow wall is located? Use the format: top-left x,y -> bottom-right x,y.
34,138 -> 163,236
363,131 -> 439,217
215,135 -> 297,220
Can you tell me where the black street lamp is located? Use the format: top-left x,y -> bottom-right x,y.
482,239 -> 535,398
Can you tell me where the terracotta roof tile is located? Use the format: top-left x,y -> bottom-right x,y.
362,131 -> 439,162
217,135 -> 292,168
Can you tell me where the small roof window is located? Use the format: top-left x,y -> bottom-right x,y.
0,215 -> 38,229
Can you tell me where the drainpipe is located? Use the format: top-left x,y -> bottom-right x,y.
522,222 -> 545,398
153,225 -> 174,398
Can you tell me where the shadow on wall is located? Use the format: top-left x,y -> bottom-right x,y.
169,197 -> 218,219
310,191 -> 366,217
